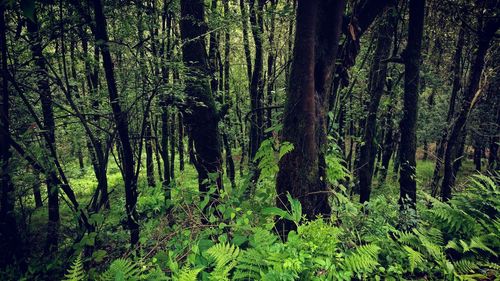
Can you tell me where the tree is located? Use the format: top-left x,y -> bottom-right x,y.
179,0 -> 224,219
26,8 -> 60,253
398,0 -> 425,210
276,0 -> 345,237
91,0 -> 140,246
441,1 -> 500,201
0,2 -> 23,269
357,5 -> 396,203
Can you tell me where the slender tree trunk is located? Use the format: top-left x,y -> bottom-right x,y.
33,170 -> 43,208
430,25 -> 465,197
239,0 -> 253,87
170,112 -> 176,179
27,10 -> 60,254
399,0 -> 425,210
178,113 -> 185,172
161,109 -> 171,198
441,12 -> 499,201
422,141 -> 429,161
92,0 -> 139,246
0,4 -> 23,268
248,0 -> 265,183
223,0 -> 235,188
357,7 -> 394,203
379,80 -> 395,183
180,0 -> 224,218
266,0 -> 277,134
473,145 -> 482,171
145,117 -> 156,187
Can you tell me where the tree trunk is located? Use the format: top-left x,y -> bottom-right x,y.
430,24 -> 464,197
266,0 -> 277,135
276,0 -> 345,237
399,0 -> 425,210
178,113 -> 185,172
379,81 -> 395,183
33,169 -> 43,208
248,0 -> 265,182
239,0 -> 253,87
473,145 -> 482,171
441,11 -> 499,201
0,4 -> 23,268
26,10 -> 60,254
145,117 -> 156,187
357,7 -> 395,203
223,0 -> 236,188
180,0 -> 224,218
92,0 -> 139,246
170,112 -> 176,179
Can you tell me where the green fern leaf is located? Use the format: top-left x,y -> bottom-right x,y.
62,253 -> 86,281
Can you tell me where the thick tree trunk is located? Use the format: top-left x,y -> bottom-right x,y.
0,4 -> 23,268
357,8 -> 394,203
92,0 -> 139,246
441,12 -> 499,201
276,0 -> 345,237
27,11 -> 60,254
399,0 -> 425,210
180,0 -> 224,217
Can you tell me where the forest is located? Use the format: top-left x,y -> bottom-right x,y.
0,0 -> 499,280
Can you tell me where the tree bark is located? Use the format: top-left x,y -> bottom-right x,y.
180,0 -> 224,218
398,0 -> 425,210
0,4 -> 23,268
239,0 -> 253,87
357,8 -> 395,203
91,0 -> 139,246
430,25 -> 464,197
26,10 -> 60,254
276,0 -> 345,237
248,0 -> 265,180
178,113 -> 185,172
441,9 -> 499,201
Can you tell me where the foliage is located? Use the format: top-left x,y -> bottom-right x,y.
59,173 -> 499,280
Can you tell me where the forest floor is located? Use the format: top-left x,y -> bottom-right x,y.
21,152 -> 480,277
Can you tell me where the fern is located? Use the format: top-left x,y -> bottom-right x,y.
99,259 -> 141,281
402,246 -> 424,272
453,258 -> 480,275
173,267 -> 203,281
342,244 -> 380,274
63,253 -> 86,281
205,243 -> 240,280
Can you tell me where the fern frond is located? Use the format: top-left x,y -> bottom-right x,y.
173,267 -> 203,281
205,243 -> 240,280
342,244 -> 380,274
402,246 -> 424,272
63,253 -> 86,281
99,258 -> 140,281
453,258 -> 479,275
